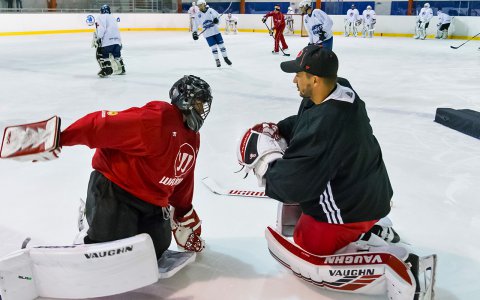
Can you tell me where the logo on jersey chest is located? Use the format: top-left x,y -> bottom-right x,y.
159,143 -> 196,186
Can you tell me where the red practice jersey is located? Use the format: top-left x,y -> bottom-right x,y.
265,11 -> 286,30
61,101 -> 199,215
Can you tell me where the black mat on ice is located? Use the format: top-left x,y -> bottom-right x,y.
434,108 -> 480,139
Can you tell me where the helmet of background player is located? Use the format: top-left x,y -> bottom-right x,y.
274,4 -> 281,12
197,0 -> 207,12
351,4 -> 355,9
298,0 -> 311,14
192,2 -> 196,6
288,6 -> 293,11
100,4 -> 111,14
367,5 -> 372,10
424,3 -> 430,8
228,13 -> 232,17
170,75 -> 213,132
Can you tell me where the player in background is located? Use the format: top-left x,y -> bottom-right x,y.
16,75 -> 212,260
192,0 -> 232,67
436,8 -> 452,39
298,0 -> 333,50
262,4 -> 289,55
344,4 -> 360,37
188,2 -> 199,32
414,2 -> 433,39
225,13 -> 238,34
95,4 -> 125,77
362,5 -> 376,38
285,6 -> 295,35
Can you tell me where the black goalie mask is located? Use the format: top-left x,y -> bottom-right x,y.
170,75 -> 212,132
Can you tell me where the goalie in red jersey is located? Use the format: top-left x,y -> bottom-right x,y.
262,4 -> 289,54
1,75 -> 212,260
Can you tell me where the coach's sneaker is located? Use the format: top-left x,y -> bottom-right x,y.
223,57 -> 232,66
215,59 -> 221,67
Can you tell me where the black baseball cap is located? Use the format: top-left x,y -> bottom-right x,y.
280,45 -> 338,77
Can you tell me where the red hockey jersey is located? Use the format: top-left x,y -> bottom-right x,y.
264,11 -> 286,30
60,101 -> 199,215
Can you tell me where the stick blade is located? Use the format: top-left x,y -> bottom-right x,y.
450,45 -> 459,49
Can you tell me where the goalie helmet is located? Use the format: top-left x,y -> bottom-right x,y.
170,75 -> 212,132
100,4 -> 111,14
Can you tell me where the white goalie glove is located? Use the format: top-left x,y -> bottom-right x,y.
171,206 -> 205,252
0,116 -> 61,162
237,123 -> 286,187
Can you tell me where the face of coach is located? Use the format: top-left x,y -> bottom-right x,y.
280,45 -> 339,105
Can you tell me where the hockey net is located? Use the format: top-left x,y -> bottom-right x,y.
282,13 -> 308,37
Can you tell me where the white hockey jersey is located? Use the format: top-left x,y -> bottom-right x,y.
188,5 -> 199,18
437,11 -> 452,24
362,9 -> 376,25
346,8 -> 360,22
194,7 -> 221,38
96,14 -> 122,47
418,7 -> 433,22
303,9 -> 333,44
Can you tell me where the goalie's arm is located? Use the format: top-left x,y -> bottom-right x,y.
60,108 -> 152,155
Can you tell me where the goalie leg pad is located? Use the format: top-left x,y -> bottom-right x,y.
0,234 -> 158,300
276,202 -> 302,237
265,227 -> 438,299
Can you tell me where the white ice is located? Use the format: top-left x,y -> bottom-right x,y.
0,32 -> 479,300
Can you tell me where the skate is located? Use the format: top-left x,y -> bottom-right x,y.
215,59 -> 221,67
272,51 -> 279,55
223,57 -> 232,66
97,69 -> 109,78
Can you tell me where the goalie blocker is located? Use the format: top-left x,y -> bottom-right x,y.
266,226 -> 436,300
0,116 -> 61,162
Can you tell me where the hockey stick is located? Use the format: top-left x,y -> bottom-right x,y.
202,177 -> 268,198
198,1 -> 233,37
263,23 -> 290,56
450,32 -> 480,49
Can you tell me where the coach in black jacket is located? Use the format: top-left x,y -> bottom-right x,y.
265,46 -> 392,255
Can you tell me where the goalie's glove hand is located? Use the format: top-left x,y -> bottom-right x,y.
192,31 -> 199,40
262,17 -> 267,23
171,206 -> 205,252
213,17 -> 219,24
237,128 -> 284,187
251,122 -> 288,152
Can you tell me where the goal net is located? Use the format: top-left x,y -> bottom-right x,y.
283,13 -> 308,37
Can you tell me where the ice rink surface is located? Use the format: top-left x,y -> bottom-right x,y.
0,31 -> 479,299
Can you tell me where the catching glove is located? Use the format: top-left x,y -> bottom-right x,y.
237,127 -> 284,187
192,31 -> 199,40
171,206 -> 205,252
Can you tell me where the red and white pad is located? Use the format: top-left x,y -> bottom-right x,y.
0,116 -> 61,162
0,234 -> 159,300
265,226 -> 436,300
